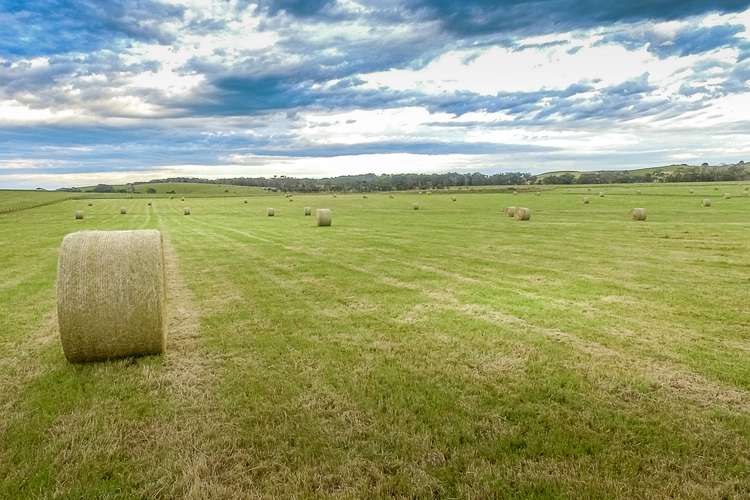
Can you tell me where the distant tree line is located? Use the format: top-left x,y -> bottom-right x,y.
61,163 -> 748,193
136,172 -> 535,192
540,164 -> 748,185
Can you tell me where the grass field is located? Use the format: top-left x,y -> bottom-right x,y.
1,183 -> 749,498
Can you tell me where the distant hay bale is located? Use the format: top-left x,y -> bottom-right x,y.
504,206 -> 517,217
183,207 -> 191,215
244,200 -> 248,204
120,207 -> 127,215
513,190 -> 518,195
289,198 -> 294,202
583,196 -> 590,204
316,208 -> 332,226
181,197 -> 185,201
714,187 -> 719,191
75,211 -> 84,220
724,193 -> 731,199
451,197 -> 457,202
689,189 -> 695,194
56,230 -> 166,363
148,202 -> 152,207
636,190 -> 642,195
87,202 -> 93,207
362,195 -> 368,199
702,198 -> 712,207
515,207 -> 531,221
535,192 -> 541,196
413,203 -> 419,210
389,194 -> 394,199
599,192 -> 605,197
304,207 -> 312,216
631,208 -> 647,221
267,208 -> 275,216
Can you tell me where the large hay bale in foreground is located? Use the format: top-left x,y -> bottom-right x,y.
505,206 -> 517,217
120,207 -> 127,215
631,208 -> 647,221
267,208 -> 275,216
304,207 -> 312,216
515,207 -> 531,221
702,198 -> 712,207
316,208 -> 332,226
56,230 -> 166,363
183,207 -> 191,215
75,211 -> 84,220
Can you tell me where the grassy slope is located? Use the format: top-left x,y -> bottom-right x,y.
1,183 -> 749,497
536,164 -> 750,179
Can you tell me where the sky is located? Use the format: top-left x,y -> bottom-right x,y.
1,0 -> 750,189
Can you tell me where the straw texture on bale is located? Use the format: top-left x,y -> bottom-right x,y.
505,206 -> 517,217
316,208 -> 332,226
267,208 -> 275,216
184,207 -> 191,215
631,208 -> 647,221
120,207 -> 127,214
515,207 -> 531,221
56,230 -> 166,363
75,211 -> 84,220
304,207 -> 312,216
702,198 -> 712,207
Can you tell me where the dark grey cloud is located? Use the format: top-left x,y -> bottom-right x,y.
600,24 -> 746,58
399,0 -> 750,37
0,0 -> 184,57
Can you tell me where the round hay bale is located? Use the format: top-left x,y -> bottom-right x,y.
599,192 -> 605,198
714,187 -> 719,191
515,207 -> 531,221
181,197 -> 185,201
362,195 -> 368,199
289,198 -> 294,202
304,207 -> 312,216
413,203 -> 419,210
120,207 -> 127,215
87,202 -> 93,207
636,190 -> 642,195
505,206 -> 517,217
513,190 -> 518,195
56,230 -> 166,363
451,197 -> 457,202
702,198 -> 712,207
583,196 -> 590,204
244,200 -> 248,204
535,192 -> 541,196
389,194 -> 394,199
75,211 -> 84,220
183,207 -> 191,215
689,189 -> 695,194
267,208 -> 275,217
724,193 -> 731,199
631,208 -> 647,221
316,208 -> 332,226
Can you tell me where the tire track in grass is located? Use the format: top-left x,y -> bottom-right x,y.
182,214 -> 750,415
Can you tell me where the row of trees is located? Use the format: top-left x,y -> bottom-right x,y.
540,164 -> 748,185
139,172 -> 535,192
63,163 -> 748,193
